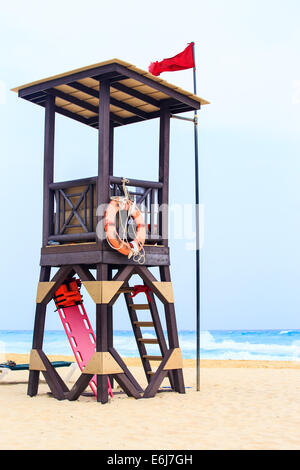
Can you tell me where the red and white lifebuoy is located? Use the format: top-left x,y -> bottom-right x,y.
104,197 -> 146,257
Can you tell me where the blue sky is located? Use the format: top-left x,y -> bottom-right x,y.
0,0 -> 300,331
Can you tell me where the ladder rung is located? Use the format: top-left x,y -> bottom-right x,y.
147,371 -> 155,376
118,287 -> 134,293
138,338 -> 158,344
133,321 -> 154,327
129,304 -> 150,310
143,355 -> 162,361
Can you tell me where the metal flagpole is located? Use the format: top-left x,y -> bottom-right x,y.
192,42 -> 201,392
170,42 -> 201,391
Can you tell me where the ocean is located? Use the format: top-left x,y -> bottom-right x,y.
1,329 -> 300,361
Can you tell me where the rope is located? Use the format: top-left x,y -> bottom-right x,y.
107,178 -> 145,264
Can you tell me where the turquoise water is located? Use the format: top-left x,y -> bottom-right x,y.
1,329 -> 300,361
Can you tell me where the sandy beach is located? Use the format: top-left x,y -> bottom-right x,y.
1,354 -> 300,450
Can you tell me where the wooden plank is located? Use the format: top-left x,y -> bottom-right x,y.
142,355 -> 162,361
138,338 -> 158,344
67,81 -> 149,119
54,105 -> 91,126
118,287 -> 134,294
129,304 -> 150,310
17,63 -> 118,97
102,249 -> 169,266
49,176 -> 97,190
42,242 -> 99,254
111,82 -> 160,107
133,321 -> 154,327
40,250 -> 102,267
48,87 -> 99,113
109,176 -> 163,189
47,232 -> 96,243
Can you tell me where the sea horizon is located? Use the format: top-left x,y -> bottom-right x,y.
1,329 -> 300,362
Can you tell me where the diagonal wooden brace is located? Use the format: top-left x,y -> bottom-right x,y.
29,349 -> 69,400
143,348 -> 184,398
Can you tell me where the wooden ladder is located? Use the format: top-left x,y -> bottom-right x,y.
120,284 -> 174,388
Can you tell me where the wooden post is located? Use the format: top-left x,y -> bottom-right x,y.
96,264 -> 109,403
96,78 -> 111,403
109,121 -> 114,176
97,79 -> 111,241
42,95 -> 55,247
158,105 -> 170,246
27,266 -> 51,397
159,266 -> 185,394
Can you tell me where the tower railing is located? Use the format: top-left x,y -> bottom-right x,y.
47,176 -> 163,244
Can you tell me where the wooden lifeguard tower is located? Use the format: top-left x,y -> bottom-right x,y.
12,59 -> 208,403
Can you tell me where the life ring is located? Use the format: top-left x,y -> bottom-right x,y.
104,197 -> 146,257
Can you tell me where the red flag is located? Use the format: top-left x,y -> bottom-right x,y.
148,42 -> 195,76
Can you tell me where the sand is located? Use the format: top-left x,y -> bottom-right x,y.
1,354 -> 300,450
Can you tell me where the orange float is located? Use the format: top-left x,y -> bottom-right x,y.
104,197 -> 146,258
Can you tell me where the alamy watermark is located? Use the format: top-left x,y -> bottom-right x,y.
95,202 -> 204,251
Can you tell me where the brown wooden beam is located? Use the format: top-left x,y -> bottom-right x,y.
47,88 -> 125,126
18,63 -> 118,97
68,373 -> 93,401
158,105 -> 170,246
68,81 -> 149,119
54,105 -> 91,126
39,350 -> 69,400
111,82 -> 160,107
28,267 -> 51,397
96,264 -> 109,403
109,347 -> 143,394
42,95 -> 55,247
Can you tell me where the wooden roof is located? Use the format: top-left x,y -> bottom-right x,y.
12,59 -> 209,128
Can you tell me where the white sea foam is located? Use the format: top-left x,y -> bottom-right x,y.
197,331 -> 300,360
1,330 -> 300,361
